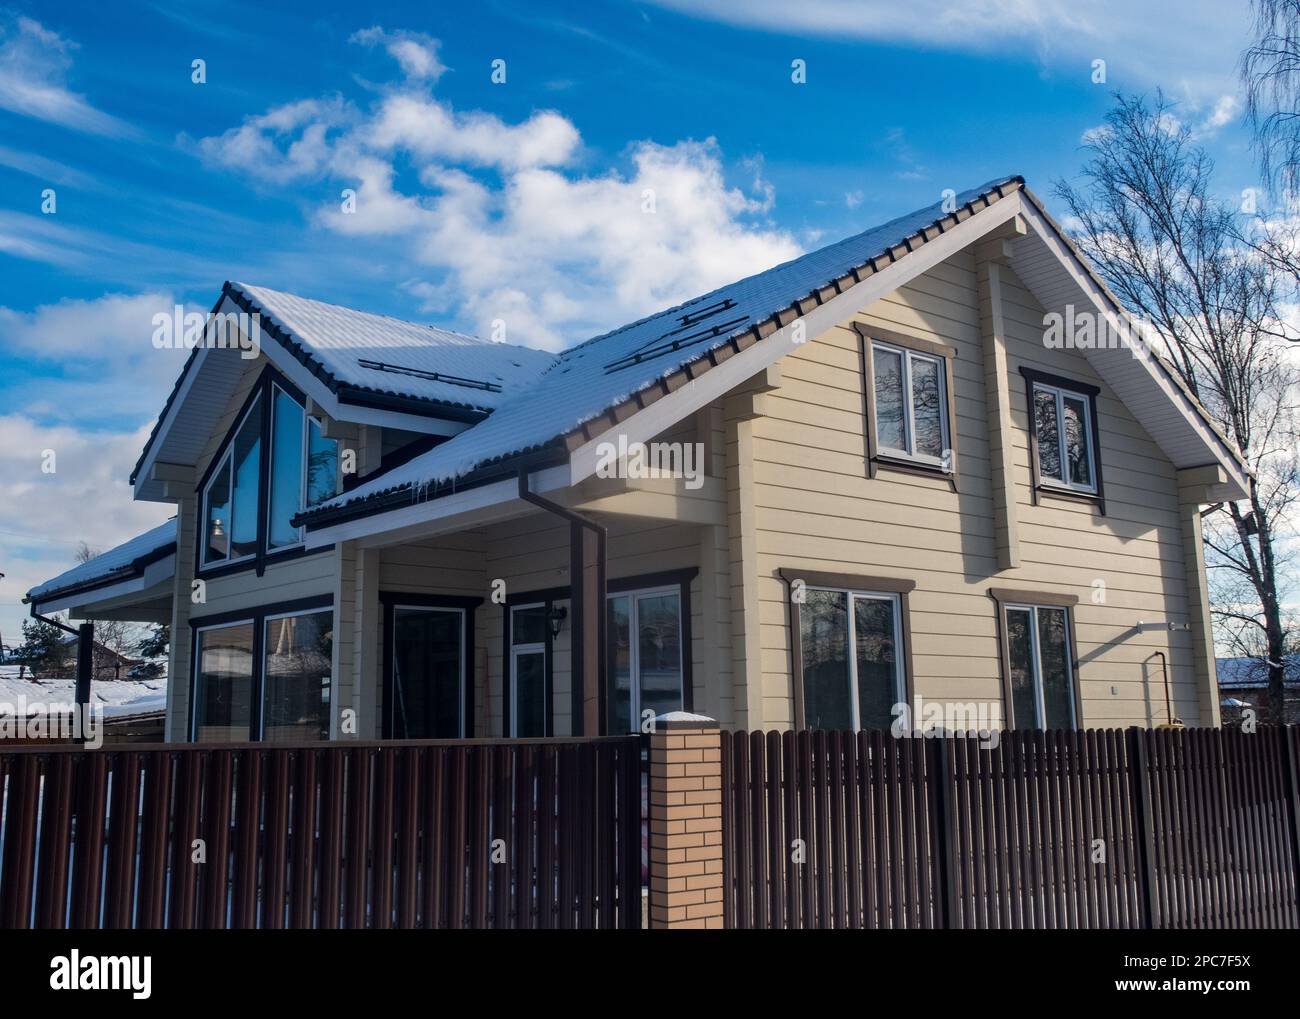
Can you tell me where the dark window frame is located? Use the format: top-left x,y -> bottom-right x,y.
1018,366 -> 1106,515
194,363 -> 335,582
853,323 -> 960,489
779,568 -> 916,730
989,587 -> 1083,730
380,592 -> 483,740
187,593 -> 334,742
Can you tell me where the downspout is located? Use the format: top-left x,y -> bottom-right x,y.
30,605 -> 94,745
517,470 -> 607,735
1152,650 -> 1183,729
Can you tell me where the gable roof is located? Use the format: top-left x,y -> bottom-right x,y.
24,518 -> 177,604
129,283 -> 556,493
299,176 -> 1030,527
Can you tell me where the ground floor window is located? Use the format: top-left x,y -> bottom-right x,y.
1003,603 -> 1076,730
509,603 -> 549,738
797,588 -> 904,730
191,599 -> 332,742
607,585 -> 685,733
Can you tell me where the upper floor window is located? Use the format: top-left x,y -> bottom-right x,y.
1021,368 -> 1104,507
201,370 -> 339,570
855,325 -> 958,478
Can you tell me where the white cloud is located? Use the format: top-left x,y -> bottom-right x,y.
0,415 -> 172,649
350,27 -> 447,81
0,292 -> 194,425
194,38 -> 800,350
648,0 -> 1248,96
0,15 -> 130,136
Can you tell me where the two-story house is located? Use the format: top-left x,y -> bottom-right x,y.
26,176 -> 1249,742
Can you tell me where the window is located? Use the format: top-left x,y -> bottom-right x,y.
510,603 -> 548,738
855,324 -> 958,478
268,383 -> 341,550
1000,601 -> 1076,730
262,610 -> 332,742
193,621 -> 254,742
202,395 -> 262,566
190,601 -> 333,742
607,586 -> 684,733
199,369 -> 339,572
1021,368 -> 1103,505
797,587 -> 904,730
390,605 -> 466,739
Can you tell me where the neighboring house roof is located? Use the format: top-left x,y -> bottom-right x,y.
24,518 -> 177,603
0,671 -> 167,717
300,176 -> 1030,526
1216,655 -> 1300,690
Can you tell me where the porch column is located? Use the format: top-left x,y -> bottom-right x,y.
647,712 -> 724,928
1177,465 -> 1227,727
569,521 -> 605,736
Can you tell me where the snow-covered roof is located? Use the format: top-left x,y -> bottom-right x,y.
302,177 -> 1024,522
1216,656 -> 1300,690
227,282 -> 557,414
25,518 -> 177,601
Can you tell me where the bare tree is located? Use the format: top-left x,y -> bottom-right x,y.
1054,92 -> 1300,721
68,542 -> 148,680
1243,0 -> 1300,198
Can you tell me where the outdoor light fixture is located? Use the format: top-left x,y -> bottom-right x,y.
548,605 -> 567,638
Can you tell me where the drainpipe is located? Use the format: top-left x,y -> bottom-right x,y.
30,606 -> 94,744
1152,650 -> 1183,729
517,470 -> 607,736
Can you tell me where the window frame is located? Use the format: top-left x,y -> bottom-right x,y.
606,583 -> 686,734
379,592 -> 482,740
507,601 -> 551,738
854,323 -> 959,484
194,365 -> 338,581
990,587 -> 1083,731
259,606 -> 334,743
1019,367 -> 1105,513
781,569 -> 916,730
188,594 -> 334,742
199,395 -> 263,570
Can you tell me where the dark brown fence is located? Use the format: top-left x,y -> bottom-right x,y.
0,737 -> 642,929
721,726 -> 1300,929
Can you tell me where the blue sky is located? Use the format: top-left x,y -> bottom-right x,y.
0,0 -> 1265,647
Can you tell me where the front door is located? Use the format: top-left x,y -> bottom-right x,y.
390,605 -> 466,739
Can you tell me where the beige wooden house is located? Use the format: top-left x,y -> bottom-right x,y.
26,176 -> 1249,742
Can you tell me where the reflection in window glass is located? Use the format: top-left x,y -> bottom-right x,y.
262,610 -> 332,742
1034,386 -> 1061,482
910,356 -> 943,459
194,623 -> 254,742
204,460 -> 231,564
1063,395 -> 1091,488
229,395 -> 262,560
873,347 -> 906,452
1006,607 -> 1037,731
306,418 -> 338,508
853,596 -> 898,729
606,590 -> 684,733
801,590 -> 852,730
512,604 -> 549,646
1037,607 -> 1074,728
392,607 -> 463,739
513,650 -> 546,737
268,388 -> 304,549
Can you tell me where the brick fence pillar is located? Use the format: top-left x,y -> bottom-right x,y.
647,712 -> 723,928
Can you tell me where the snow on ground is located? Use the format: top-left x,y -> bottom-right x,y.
0,667 -> 166,717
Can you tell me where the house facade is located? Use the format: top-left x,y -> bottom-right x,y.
25,177 -> 1250,743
